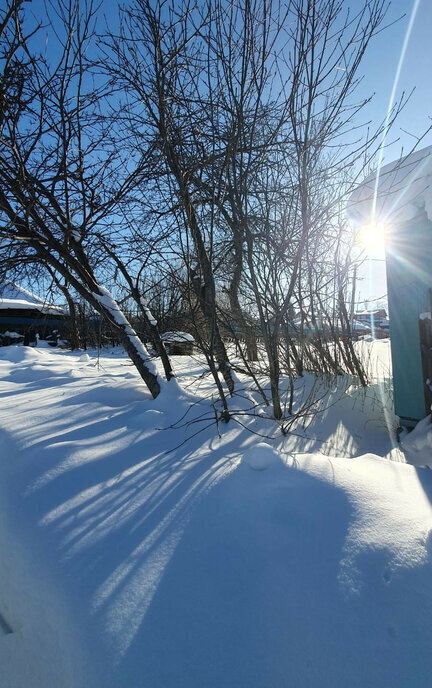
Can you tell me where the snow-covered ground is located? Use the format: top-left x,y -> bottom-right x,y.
1,341 -> 432,687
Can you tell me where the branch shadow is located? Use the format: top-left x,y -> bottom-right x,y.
107,460 -> 354,688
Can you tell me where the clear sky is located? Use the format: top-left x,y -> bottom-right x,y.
361,0 -> 432,157
352,0 -> 432,308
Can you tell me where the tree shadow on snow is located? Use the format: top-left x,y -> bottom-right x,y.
108,460 -> 354,688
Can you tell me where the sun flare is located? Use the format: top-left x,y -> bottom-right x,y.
358,222 -> 387,251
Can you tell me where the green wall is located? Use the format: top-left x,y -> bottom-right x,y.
386,211 -> 432,426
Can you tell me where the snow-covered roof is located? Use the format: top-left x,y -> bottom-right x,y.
354,309 -> 386,317
0,281 -> 65,315
0,280 -> 45,303
352,320 -> 371,332
162,331 -> 195,343
349,144 -> 432,225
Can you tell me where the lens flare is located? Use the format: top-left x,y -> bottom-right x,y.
358,222 -> 387,251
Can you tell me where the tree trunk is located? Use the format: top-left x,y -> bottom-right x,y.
114,323 -> 160,398
66,295 -> 80,351
99,244 -> 175,381
228,231 -> 258,362
267,332 -> 282,420
169,160 -> 234,395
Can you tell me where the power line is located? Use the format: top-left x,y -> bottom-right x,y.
352,293 -> 388,305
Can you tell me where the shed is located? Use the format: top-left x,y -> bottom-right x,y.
349,145 -> 432,427
161,331 -> 195,355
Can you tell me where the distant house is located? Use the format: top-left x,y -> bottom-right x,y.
354,308 -> 387,325
161,331 -> 195,355
351,319 -> 372,338
0,281 -> 67,345
353,309 -> 388,338
291,314 -> 372,341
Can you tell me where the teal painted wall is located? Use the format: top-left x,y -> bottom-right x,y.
386,211 -> 432,426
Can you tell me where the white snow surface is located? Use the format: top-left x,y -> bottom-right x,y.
242,442 -> 284,470
1,342 -> 432,687
0,331 -> 22,339
349,144 -> 432,225
0,281 -> 47,304
401,415 -> 432,467
352,319 -> 371,332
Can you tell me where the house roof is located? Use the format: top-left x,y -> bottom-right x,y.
352,320 -> 371,332
0,281 -> 65,315
348,144 -> 432,226
354,309 -> 387,317
162,331 -> 195,343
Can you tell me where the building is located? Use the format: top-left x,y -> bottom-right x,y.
0,281 -> 67,345
350,145 -> 432,427
353,309 -> 388,338
161,331 -> 195,355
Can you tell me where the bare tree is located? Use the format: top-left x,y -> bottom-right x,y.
214,0 -> 402,417
0,0 -> 171,397
105,0 -> 237,417
1,0 -> 406,421
101,0 -> 403,420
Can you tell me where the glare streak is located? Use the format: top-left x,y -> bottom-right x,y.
372,0 -> 422,220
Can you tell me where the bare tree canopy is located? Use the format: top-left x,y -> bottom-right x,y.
0,0 -> 405,417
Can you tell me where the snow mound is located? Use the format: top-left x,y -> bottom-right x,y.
0,346 -> 42,363
402,415 -> 432,467
78,353 -> 90,363
128,409 -> 163,429
241,442 -> 283,471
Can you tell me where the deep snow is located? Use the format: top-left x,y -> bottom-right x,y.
1,342 -> 432,687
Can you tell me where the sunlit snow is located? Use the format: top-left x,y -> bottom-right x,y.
0,341 -> 432,688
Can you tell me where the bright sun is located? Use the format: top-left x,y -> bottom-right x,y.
358,222 -> 387,251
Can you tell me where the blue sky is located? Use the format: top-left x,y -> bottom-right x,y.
360,0 -> 432,158
351,0 -> 432,307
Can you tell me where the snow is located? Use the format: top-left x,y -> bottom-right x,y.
401,415 -> 432,467
139,297 -> 157,326
162,331 -> 195,343
0,281 -> 65,315
355,308 -> 385,316
241,442 -> 284,470
349,144 -> 432,225
1,342 -> 432,687
352,319 -> 371,331
0,298 -> 65,315
0,331 -> 22,339
0,281 -> 47,304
